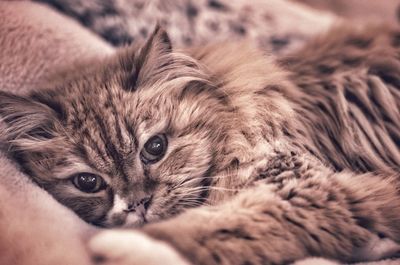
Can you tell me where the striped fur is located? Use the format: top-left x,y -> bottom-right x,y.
1,24 -> 400,264
280,24 -> 400,173
0,26 -> 232,226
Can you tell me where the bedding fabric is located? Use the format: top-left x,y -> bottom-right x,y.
0,2 -> 111,264
34,0 -> 336,54
1,1 -> 399,264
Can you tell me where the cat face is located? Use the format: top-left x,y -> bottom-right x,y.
0,27 -> 233,227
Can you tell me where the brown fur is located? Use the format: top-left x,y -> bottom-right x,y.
280,24 -> 400,173
1,23 -> 400,264
138,25 -> 400,264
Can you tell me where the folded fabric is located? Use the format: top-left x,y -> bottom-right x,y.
35,0 -> 336,54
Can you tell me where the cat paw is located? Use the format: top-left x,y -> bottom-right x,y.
89,230 -> 191,265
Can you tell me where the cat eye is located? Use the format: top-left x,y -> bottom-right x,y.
71,173 -> 106,193
140,134 -> 168,164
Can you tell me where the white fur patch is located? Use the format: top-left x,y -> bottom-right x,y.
89,230 -> 191,265
108,195 -> 128,216
123,213 -> 142,227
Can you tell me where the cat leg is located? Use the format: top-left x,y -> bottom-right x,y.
89,171 -> 400,265
89,230 -> 191,265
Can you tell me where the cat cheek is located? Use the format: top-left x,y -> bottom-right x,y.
57,194 -> 112,226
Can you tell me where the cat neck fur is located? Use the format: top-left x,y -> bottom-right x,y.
187,43 -> 300,203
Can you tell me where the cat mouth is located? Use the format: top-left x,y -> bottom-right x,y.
92,209 -> 150,228
122,212 -> 154,228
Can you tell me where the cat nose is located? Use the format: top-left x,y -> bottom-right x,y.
124,196 -> 152,213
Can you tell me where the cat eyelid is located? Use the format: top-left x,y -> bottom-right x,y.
53,162 -> 109,183
136,120 -> 169,147
64,184 -> 107,197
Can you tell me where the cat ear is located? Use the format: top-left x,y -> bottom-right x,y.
139,24 -> 173,58
121,24 -> 173,90
0,91 -> 61,150
136,24 -> 173,82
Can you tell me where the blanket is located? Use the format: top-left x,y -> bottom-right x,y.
0,1 -> 399,265
35,0 -> 336,54
0,2 -> 112,264
0,153 -> 94,265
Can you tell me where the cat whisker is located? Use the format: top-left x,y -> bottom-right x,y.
182,186 -> 239,193
206,186 -> 240,192
171,175 -> 230,190
175,199 -> 209,208
173,175 -> 228,184
180,185 -> 240,193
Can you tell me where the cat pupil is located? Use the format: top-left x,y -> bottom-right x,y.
79,175 -> 96,189
140,134 -> 168,164
72,173 -> 104,193
146,136 -> 163,155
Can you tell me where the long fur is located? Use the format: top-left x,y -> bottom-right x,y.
1,8 -> 400,265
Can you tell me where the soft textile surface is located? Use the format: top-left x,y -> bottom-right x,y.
0,2 -> 112,264
0,1 -> 113,95
35,0 -> 336,54
1,1 -> 399,265
0,152 -> 94,265
294,0 -> 400,23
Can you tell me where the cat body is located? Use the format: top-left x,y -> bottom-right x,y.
1,24 -> 400,264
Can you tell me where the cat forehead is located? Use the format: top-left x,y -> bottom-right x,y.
61,73 -> 215,127
55,94 -> 170,174
63,90 -> 170,140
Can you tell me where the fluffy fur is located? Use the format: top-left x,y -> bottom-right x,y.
280,25 -> 400,173
0,2 -> 113,264
1,22 -> 400,264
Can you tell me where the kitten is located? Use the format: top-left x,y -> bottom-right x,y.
1,24 -> 400,264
